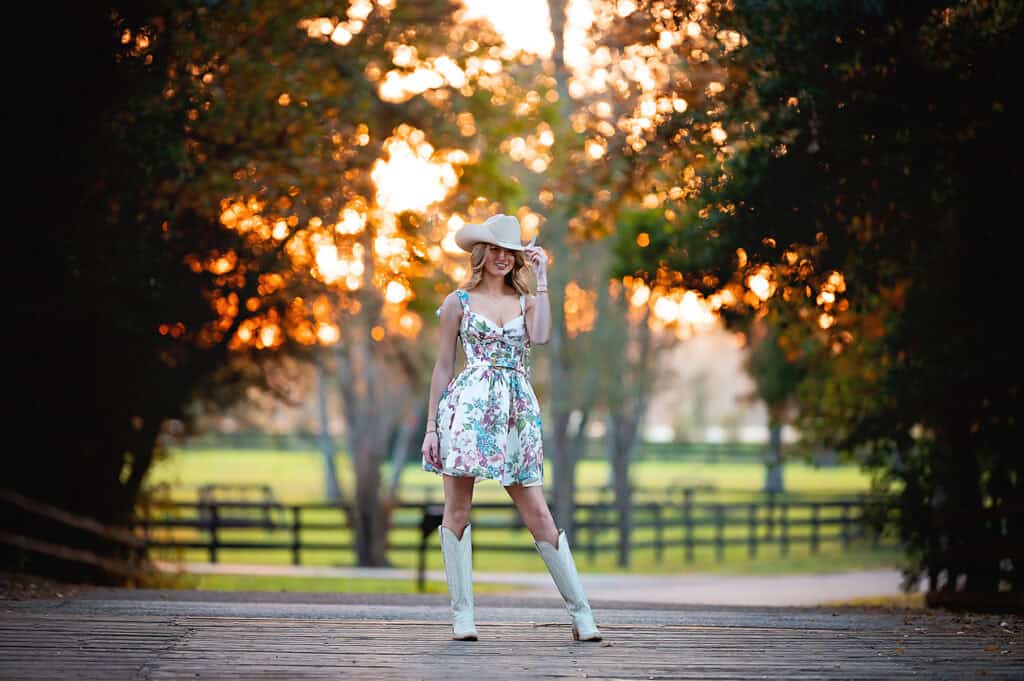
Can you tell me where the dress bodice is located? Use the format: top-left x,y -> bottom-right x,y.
427,288 -> 543,487
437,289 -> 531,378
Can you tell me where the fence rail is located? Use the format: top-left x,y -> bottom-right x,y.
0,489 -> 149,579
137,496 -> 892,567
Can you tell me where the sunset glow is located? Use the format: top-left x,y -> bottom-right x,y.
460,0 -> 554,57
214,2 -> 742,351
564,280 -> 597,337
747,267 -> 775,301
370,126 -> 463,214
617,272 -> 727,339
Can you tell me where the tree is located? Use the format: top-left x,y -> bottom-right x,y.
7,0 -> 526,572
7,1 -> 239,582
744,320 -> 806,494
532,0 -> 729,542
314,356 -> 344,504
616,0 -> 1023,610
164,0 -> 539,566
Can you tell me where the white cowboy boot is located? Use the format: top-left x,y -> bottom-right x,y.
439,524 -> 479,641
535,530 -> 602,641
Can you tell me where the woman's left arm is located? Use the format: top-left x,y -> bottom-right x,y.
525,246 -> 551,344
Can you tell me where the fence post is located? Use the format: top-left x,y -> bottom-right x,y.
418,505 -> 444,593
780,503 -> 789,557
127,514 -> 146,572
137,506 -> 151,560
262,489 -> 273,529
871,506 -> 882,548
291,506 -> 302,566
208,504 -> 219,564
586,505 -> 597,562
714,504 -> 726,563
683,495 -> 694,563
654,504 -> 664,564
810,503 -> 820,554
840,503 -> 850,550
747,503 -> 757,559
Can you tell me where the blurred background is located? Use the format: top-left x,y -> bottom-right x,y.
6,0 -> 1020,612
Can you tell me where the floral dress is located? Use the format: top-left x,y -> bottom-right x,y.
424,288 -> 544,486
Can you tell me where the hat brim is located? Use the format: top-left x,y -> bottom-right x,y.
454,223 -> 527,253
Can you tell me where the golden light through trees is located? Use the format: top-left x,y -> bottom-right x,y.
191,1 -> 851,352
451,0 -> 742,335
747,266 -> 775,303
501,122 -> 556,173
462,0 -> 556,57
298,0 -> 389,46
370,125 -> 465,214
619,274 -> 729,340
564,280 -> 597,337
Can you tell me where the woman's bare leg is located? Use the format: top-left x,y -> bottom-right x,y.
504,484 -> 559,545
443,475 -> 476,538
510,484 -> 601,640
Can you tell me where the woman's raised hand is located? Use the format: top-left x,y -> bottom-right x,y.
524,245 -> 548,280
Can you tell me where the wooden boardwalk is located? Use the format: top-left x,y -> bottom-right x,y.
0,590 -> 1020,680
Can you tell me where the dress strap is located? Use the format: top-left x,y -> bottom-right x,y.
519,293 -> 526,317
437,289 -> 470,317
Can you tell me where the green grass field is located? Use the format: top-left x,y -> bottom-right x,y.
143,447 -> 904,582
147,448 -> 876,504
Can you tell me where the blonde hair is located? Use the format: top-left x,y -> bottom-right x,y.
461,243 -> 532,295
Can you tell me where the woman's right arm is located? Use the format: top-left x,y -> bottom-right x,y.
422,293 -> 461,465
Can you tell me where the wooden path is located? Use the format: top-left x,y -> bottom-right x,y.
0,590 -> 1020,680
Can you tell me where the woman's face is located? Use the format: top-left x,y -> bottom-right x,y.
483,244 -> 517,278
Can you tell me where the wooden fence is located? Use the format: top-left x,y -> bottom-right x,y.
136,496 -> 892,566
0,489 -> 150,580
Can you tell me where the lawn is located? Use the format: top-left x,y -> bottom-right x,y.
146,447 -> 876,504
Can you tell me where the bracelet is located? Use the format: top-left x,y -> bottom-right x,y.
536,286 -> 548,293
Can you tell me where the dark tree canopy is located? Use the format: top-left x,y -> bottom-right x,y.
615,0 -> 1023,610
10,2 -> 241,581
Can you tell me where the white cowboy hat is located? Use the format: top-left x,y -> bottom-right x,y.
454,213 -> 533,253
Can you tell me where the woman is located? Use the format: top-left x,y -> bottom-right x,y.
421,213 -> 602,642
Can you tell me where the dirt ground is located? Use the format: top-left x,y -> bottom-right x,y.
0,571 -> 99,601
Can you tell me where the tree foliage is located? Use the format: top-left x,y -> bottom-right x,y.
8,1 -> 238,581
617,0 -> 1023,609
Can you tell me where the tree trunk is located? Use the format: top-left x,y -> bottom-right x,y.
623,413 -> 648,568
550,402 -> 576,539
598,292 -> 655,569
543,0 -> 580,543
763,419 -> 785,495
603,294 -> 653,568
944,429 -> 998,595
388,403 -> 424,501
335,313 -> 395,567
351,439 -> 390,566
316,355 -> 344,504
607,414 -> 633,567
